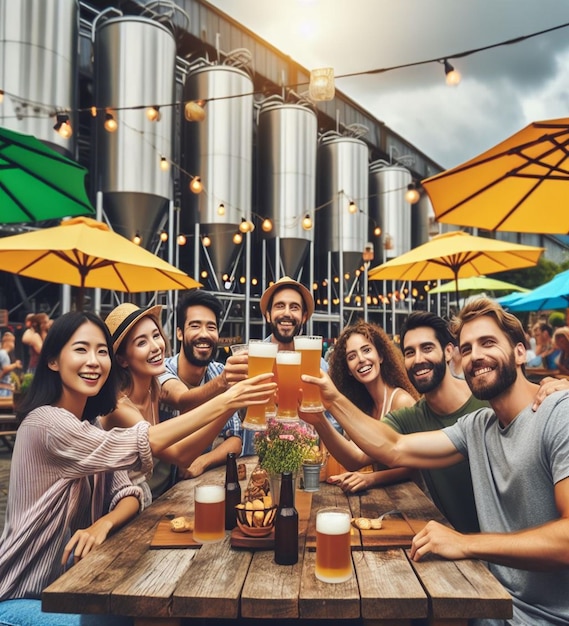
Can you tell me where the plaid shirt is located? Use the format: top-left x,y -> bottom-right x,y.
158,356 -> 243,452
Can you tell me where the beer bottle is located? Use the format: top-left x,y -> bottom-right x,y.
274,471 -> 298,565
224,452 -> 241,530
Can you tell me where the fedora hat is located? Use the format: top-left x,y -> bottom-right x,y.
105,303 -> 163,352
259,276 -> 314,318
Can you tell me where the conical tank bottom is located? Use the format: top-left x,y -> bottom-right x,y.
103,192 -> 168,248
267,238 -> 310,279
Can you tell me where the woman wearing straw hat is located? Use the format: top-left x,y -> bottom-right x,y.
0,310 -> 274,626
100,302 -> 257,506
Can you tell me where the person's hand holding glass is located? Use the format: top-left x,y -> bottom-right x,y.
242,340 -> 278,430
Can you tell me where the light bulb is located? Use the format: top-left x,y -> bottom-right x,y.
184,101 -> 206,122
444,60 -> 461,86
239,219 -> 250,233
202,235 -> 211,247
239,276 -> 246,284
374,226 -> 381,236
348,201 -> 357,214
146,106 -> 161,122
90,106 -> 97,117
159,156 -> 169,171
177,234 -> 187,246
159,231 -> 168,242
189,177 -> 203,194
201,270 -> 208,279
133,233 -> 142,245
217,203 -> 225,216
0,90 -> 4,104
261,218 -> 273,232
233,232 -> 243,245
104,113 -> 117,132
405,184 -> 420,204
252,277 -> 258,286
58,120 -> 72,139
302,214 -> 312,230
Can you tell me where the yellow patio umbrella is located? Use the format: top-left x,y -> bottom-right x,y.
0,216 -> 201,309
368,231 -> 543,308
422,118 -> 569,234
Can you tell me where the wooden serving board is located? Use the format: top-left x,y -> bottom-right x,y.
305,515 -> 428,551
150,516 -> 201,549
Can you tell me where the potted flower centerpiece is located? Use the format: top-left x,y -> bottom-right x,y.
301,441 -> 328,492
254,418 -> 319,504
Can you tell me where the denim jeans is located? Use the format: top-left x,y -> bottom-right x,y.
0,599 -> 132,626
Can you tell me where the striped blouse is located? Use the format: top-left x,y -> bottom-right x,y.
0,405 -> 153,600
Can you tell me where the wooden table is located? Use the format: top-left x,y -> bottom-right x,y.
43,458 -> 512,625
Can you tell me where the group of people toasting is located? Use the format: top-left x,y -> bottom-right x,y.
1,275 -> 569,625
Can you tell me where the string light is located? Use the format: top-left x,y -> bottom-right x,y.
348,201 -> 358,214
0,90 -> 4,104
177,234 -> 187,246
443,59 -> 461,86
159,156 -> 169,171
238,218 -> 251,233
184,100 -> 206,122
104,112 -> 117,132
53,113 -> 72,138
201,270 -> 208,279
159,230 -> 168,242
133,232 -> 142,245
233,232 -> 243,244
373,226 -> 382,236
146,106 -> 161,121
90,106 -> 97,117
202,234 -> 211,247
302,214 -> 313,230
405,182 -> 421,204
189,177 -> 203,194
261,218 -> 273,232
217,203 -> 225,216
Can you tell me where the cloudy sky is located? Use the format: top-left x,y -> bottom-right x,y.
207,0 -> 569,170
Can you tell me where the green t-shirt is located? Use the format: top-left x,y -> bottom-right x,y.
383,395 -> 487,534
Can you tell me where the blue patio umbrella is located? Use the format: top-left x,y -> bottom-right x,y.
500,269 -> 569,312
496,292 -> 527,308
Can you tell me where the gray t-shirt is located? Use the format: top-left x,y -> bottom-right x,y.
444,391 -> 569,625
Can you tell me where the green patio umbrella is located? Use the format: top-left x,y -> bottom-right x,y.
428,275 -> 529,296
0,126 -> 95,223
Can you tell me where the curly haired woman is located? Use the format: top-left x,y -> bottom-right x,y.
326,320 -> 419,493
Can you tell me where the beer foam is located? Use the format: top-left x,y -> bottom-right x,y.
276,351 -> 301,365
294,336 -> 322,351
195,485 -> 224,503
248,341 -> 278,358
316,511 -> 351,535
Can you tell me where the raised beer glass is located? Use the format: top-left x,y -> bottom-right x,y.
294,335 -> 324,412
315,507 -> 352,583
242,340 -> 278,430
275,351 -> 301,420
193,484 -> 225,544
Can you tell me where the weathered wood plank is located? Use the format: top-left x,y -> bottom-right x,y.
172,536 -> 251,618
355,549 -> 428,620
408,553 -> 513,621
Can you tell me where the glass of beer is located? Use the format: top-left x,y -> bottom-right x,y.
315,507 -> 352,583
294,335 -> 324,412
275,351 -> 301,420
242,340 -> 278,430
193,484 -> 225,544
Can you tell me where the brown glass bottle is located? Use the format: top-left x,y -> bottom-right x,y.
274,471 -> 298,565
224,452 -> 241,530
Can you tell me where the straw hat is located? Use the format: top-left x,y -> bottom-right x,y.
259,276 -> 314,318
105,303 -> 163,352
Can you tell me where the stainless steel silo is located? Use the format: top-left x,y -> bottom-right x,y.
317,133 -> 369,277
93,15 -> 176,244
182,62 -> 253,281
369,162 -> 412,260
0,0 -> 78,157
258,99 -> 317,278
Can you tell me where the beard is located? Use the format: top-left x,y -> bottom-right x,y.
182,340 -> 216,367
464,352 -> 517,401
407,356 -> 446,394
267,316 -> 300,344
